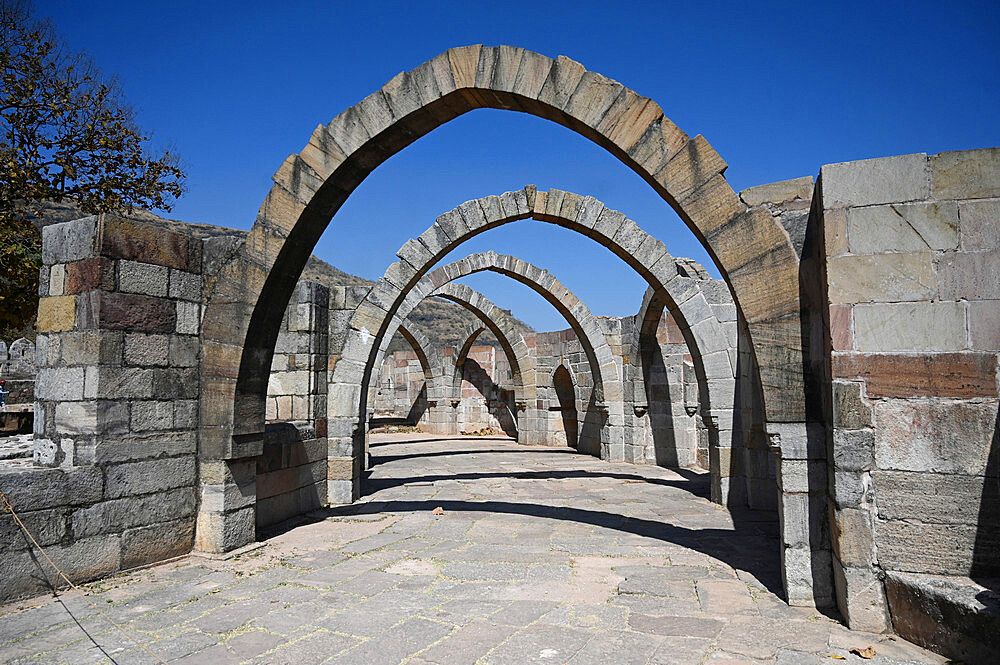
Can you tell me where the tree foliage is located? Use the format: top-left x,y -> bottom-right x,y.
0,0 -> 185,335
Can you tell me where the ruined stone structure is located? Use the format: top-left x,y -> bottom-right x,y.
1,46 -> 997,662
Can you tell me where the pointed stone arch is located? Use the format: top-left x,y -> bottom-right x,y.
194,45 -> 809,604
199,46 -> 800,467
374,283 -> 536,442
335,251 -> 618,464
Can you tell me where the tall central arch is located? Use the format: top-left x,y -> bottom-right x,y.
196,45 -> 816,607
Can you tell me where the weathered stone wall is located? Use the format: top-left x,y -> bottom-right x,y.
736,178 -> 816,514
453,345 -> 516,434
818,149 -> 1000,649
0,338 -> 36,405
257,281 -> 329,528
256,422 -> 327,530
629,309 -> 700,468
372,348 -> 430,422
529,328 -> 601,454
266,281 -> 329,426
1,214 -> 206,600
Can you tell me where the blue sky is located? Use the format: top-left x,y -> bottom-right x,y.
47,1 -> 1000,331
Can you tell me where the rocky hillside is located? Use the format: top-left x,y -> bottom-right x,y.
34,203 -> 534,352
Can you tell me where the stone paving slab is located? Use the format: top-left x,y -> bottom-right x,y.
0,434 -> 947,664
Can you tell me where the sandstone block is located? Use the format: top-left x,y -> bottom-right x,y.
131,400 -> 174,431
120,518 -> 194,569
48,263 -> 65,296
848,201 -> 959,254
832,559 -> 888,633
0,507 -> 66,552
968,300 -> 1000,350
884,571 -> 1000,663
874,400 -> 995,475
105,456 -> 196,499
958,198 -> 1000,250
875,520 -> 976,575
72,487 -> 196,539
54,400 -> 97,434
832,352 -> 997,398
827,253 -> 936,304
123,333 -> 169,366
832,428 -> 874,472
119,260 -> 168,297
168,269 -> 202,301
830,507 -> 875,568
42,218 -> 97,264
176,301 -> 200,334
35,367 -> 86,401
853,301 -> 965,352
100,216 -> 200,272
0,465 -> 101,511
937,249 -> 1000,300
36,295 -> 77,333
0,534 -> 120,601
194,504 -> 254,553
821,153 -> 928,207
823,208 -> 849,257
739,176 -> 814,206
873,471 -> 991,525
169,335 -> 201,367
929,147 -> 1000,200
829,304 -> 852,351
98,366 -> 154,399
63,257 -> 115,294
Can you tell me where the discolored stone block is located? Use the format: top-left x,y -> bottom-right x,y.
99,216 -> 201,272
36,296 -> 77,333
929,147 -> 1000,200
827,253 -> 936,305
832,352 -> 998,398
959,198 -> 1000,250
874,400 -> 996,475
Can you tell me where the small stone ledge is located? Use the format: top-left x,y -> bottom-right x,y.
884,571 -> 1000,665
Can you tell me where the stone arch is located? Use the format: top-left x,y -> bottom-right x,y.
199,46 -> 800,467
368,320 -> 445,428
339,251 -> 618,461
444,306 -> 519,439
329,196 -> 749,480
455,322 -> 488,361
193,46 -> 807,600
376,283 -> 536,443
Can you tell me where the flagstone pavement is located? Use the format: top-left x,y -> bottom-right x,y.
0,433 -> 946,665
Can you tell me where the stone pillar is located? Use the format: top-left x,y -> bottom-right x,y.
769,421 -> 834,608
327,285 -> 370,504
35,214 -> 202,560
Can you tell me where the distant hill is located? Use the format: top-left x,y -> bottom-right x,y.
34,203 -> 534,353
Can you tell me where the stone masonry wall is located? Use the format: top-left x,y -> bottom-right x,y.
529,328 -> 600,454
629,309 -> 700,468
0,214 -> 205,601
258,281 -> 329,529
819,148 -> 1000,634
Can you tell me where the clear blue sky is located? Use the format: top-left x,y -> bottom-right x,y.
47,1 -> 1000,332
